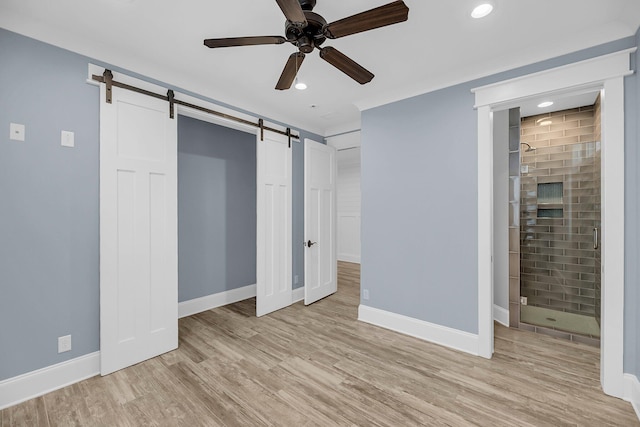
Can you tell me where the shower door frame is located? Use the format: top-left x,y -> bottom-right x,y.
473,47 -> 635,400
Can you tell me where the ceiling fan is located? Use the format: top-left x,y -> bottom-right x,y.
203,0 -> 409,90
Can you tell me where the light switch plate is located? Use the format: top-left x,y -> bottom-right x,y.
61,130 -> 75,148
10,123 -> 25,141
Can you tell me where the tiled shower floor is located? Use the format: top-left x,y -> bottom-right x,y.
520,305 -> 600,338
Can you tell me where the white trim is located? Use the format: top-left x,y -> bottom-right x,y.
477,105 -> 494,359
472,48 -> 636,109
474,49 -> 634,399
338,255 -> 361,264
493,305 -> 509,327
292,287 -> 305,303
358,305 -> 479,356
624,374 -> 640,421
600,78 -> 626,397
178,284 -> 257,319
0,352 -> 99,410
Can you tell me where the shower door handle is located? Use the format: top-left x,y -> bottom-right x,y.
593,227 -> 599,250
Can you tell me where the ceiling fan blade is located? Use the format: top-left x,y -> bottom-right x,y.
275,0 -> 307,26
276,52 -> 306,90
204,36 -> 287,48
319,47 -> 374,85
324,0 -> 409,39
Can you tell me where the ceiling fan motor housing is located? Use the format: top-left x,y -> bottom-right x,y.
298,0 -> 316,11
285,11 -> 327,53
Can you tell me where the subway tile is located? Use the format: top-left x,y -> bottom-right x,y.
550,121 -> 579,132
579,118 -> 595,127
565,278 -> 595,289
564,264 -> 595,274
549,255 -> 579,265
550,136 -> 580,146
564,126 -> 594,137
549,240 -> 579,250
564,111 -> 595,122
509,279 -> 520,302
580,288 -> 596,298
550,269 -> 580,280
536,130 -> 565,140
535,159 -> 565,169
580,273 -> 596,282
551,108 -> 580,117
509,228 -> 520,252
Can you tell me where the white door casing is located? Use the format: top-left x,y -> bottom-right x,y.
472,48 -> 635,398
256,131 -> 292,316
304,139 -> 337,305
99,84 -> 178,375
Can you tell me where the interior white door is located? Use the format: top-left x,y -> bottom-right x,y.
256,131 -> 292,316
304,139 -> 337,305
100,84 -> 178,375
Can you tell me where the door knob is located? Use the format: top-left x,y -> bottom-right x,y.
306,240 -> 317,247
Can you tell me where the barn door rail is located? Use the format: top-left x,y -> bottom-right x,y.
92,69 -> 300,141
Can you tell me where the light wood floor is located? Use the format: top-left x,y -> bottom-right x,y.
2,262 -> 637,426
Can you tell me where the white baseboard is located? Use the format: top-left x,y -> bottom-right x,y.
292,287 -> 305,303
358,305 -> 479,356
338,255 -> 360,264
624,373 -> 640,421
178,284 -> 256,318
493,304 -> 509,327
0,351 -> 100,410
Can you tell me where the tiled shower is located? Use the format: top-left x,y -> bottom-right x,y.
510,98 -> 602,344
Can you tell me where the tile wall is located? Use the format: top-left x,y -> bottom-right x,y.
519,104 -> 601,318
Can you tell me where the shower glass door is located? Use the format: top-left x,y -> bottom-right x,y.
519,104 -> 601,340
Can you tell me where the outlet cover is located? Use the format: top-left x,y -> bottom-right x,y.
520,296 -> 528,306
61,130 -> 75,148
362,289 -> 370,300
58,335 -> 72,353
9,123 -> 25,141
294,275 -> 298,285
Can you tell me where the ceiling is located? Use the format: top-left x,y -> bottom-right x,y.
1,0 -> 639,136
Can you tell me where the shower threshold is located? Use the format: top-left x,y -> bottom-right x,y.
520,305 -> 600,342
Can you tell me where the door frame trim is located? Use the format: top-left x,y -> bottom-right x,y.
472,47 -> 635,399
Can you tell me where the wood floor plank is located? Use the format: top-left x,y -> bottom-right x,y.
1,261 -> 637,425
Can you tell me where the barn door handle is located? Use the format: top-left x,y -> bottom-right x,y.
305,240 -> 317,247
593,227 -> 599,250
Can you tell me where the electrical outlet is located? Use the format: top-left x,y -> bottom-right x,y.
520,296 -> 528,306
294,275 -> 298,285
362,289 -> 370,300
61,130 -> 75,148
58,335 -> 72,353
9,123 -> 25,141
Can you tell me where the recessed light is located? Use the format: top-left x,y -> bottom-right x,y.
471,3 -> 494,19
537,101 -> 554,108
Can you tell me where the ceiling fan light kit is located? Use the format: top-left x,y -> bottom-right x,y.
204,0 -> 409,90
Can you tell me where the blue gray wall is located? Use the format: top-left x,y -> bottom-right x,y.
0,27 -> 319,380
178,116 -> 256,301
0,29 -> 100,380
361,35 -> 639,372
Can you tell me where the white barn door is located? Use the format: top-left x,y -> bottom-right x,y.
256,131 -> 292,316
304,139 -> 337,305
100,84 -> 178,375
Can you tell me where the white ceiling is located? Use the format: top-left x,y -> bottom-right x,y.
1,0 -> 639,136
